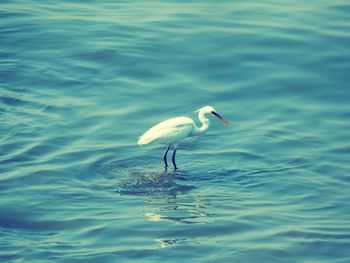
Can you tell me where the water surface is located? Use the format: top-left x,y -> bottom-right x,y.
1,0 -> 350,262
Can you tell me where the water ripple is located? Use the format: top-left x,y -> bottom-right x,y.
1,0 -> 350,262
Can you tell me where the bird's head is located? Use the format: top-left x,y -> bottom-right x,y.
195,105 -> 231,126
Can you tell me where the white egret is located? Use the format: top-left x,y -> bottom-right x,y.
137,106 -> 230,170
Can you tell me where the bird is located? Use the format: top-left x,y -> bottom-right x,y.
137,106 -> 230,170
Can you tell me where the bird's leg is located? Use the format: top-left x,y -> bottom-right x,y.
163,145 -> 170,169
172,147 -> 178,171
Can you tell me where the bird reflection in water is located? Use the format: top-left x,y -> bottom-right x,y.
118,170 -> 211,224
144,194 -> 210,225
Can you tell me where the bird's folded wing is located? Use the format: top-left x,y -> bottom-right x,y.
138,124 -> 193,145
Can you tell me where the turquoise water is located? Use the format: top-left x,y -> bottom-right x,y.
1,0 -> 350,262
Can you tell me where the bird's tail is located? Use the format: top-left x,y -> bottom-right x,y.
137,136 -> 144,146
137,135 -> 152,146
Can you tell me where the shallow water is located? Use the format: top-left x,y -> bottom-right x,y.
1,0 -> 350,262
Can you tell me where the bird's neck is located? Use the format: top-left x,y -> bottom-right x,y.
192,112 -> 210,136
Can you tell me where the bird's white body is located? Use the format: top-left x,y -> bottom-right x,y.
138,116 -> 198,145
137,106 -> 229,170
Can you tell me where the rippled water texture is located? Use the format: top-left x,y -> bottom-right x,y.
1,0 -> 350,262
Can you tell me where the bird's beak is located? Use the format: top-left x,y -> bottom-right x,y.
211,111 -> 231,126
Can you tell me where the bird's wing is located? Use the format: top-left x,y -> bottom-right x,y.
138,117 -> 195,145
151,124 -> 194,144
